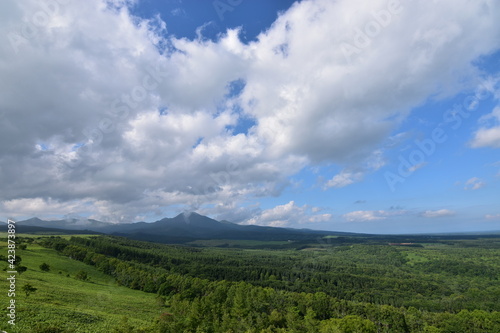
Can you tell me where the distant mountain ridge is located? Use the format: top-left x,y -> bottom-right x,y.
14,212 -> 353,242
17,217 -> 112,230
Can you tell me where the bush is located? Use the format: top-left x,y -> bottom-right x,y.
17,265 -> 28,274
75,270 -> 88,281
22,283 -> 37,297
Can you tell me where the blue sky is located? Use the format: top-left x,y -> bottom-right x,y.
1,0 -> 499,233
131,0 -> 296,42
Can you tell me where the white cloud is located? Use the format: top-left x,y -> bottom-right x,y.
243,201 -> 332,227
342,209 -> 407,222
326,170 -> 364,188
485,214 -> 500,220
464,177 -> 485,190
365,149 -> 386,170
470,127 -> 500,148
307,214 -> 333,223
1,0 -> 499,221
240,0 -> 500,164
420,209 -> 455,218
470,106 -> 500,148
311,206 -> 322,213
384,132 -> 411,148
1,197 -> 93,219
325,150 -> 385,188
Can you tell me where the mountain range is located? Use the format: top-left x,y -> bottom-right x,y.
7,212 -> 355,243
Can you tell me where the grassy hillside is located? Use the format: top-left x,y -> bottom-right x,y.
0,234 -> 163,332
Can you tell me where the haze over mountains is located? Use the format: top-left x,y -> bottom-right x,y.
10,212 -> 355,242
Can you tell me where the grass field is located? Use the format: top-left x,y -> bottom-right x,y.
1,236 -> 163,332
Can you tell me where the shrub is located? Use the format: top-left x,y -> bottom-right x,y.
75,270 -> 88,281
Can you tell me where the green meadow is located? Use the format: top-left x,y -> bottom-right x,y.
1,236 -> 163,332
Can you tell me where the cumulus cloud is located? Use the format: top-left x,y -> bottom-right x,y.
420,209 -> 455,218
243,201 -> 332,227
1,0 -> 500,221
471,127 -> 500,148
342,209 -> 407,222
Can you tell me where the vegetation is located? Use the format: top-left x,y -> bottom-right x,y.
75,270 -> 89,281
1,233 -> 500,332
22,283 -> 37,297
0,237 -> 163,332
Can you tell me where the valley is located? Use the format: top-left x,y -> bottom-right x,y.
1,227 -> 499,332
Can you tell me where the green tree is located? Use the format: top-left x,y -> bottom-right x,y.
75,270 -> 88,281
320,315 -> 376,333
40,262 -> 50,272
17,265 -> 28,274
305,308 -> 320,332
22,283 -> 37,297
269,309 -> 285,328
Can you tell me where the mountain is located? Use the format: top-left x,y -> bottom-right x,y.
16,225 -> 103,235
15,212 -> 353,242
17,217 -> 111,230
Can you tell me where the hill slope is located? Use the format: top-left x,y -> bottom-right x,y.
0,239 -> 163,332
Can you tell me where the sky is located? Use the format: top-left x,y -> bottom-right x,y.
1,0 -> 500,234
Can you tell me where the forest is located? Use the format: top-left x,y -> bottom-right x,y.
2,233 -> 500,332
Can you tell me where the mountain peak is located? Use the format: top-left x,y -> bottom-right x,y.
26,217 -> 44,223
172,212 -> 209,224
180,211 -> 202,218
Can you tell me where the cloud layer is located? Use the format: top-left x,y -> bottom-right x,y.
1,0 -> 500,224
